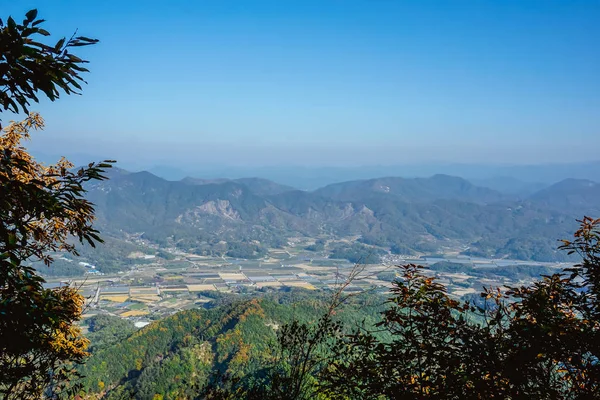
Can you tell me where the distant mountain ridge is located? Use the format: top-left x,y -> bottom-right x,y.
85,169 -> 599,262
315,174 -> 506,204
179,176 -> 295,195
469,176 -> 548,197
528,178 -> 600,213
135,161 -> 600,190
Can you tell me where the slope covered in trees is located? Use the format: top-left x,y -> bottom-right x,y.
78,218 -> 600,399
83,169 -> 595,263
78,291 -> 384,399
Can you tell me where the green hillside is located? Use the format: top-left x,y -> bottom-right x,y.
78,291 -> 384,399
79,171 -> 595,265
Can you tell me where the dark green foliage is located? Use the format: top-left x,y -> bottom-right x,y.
320,218 -> 600,399
33,258 -> 87,277
78,291 -> 384,399
376,271 -> 398,282
429,261 -> 471,273
226,242 -> 267,259
32,236 -> 155,277
0,9 -> 98,127
430,261 -> 558,282
305,239 -> 325,252
198,218 -> 600,399
390,242 -> 414,255
322,264 -> 484,399
157,250 -> 176,260
0,9 -> 109,397
79,308 -> 212,396
357,234 -> 389,247
85,315 -> 136,353
466,233 -> 576,262
0,119 -> 112,398
76,214 -> 600,399
329,243 -> 385,264
203,315 -> 343,400
74,236 -> 155,273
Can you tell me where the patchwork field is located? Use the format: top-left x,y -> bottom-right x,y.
187,284 -> 217,292
219,273 -> 247,280
100,295 -> 129,302
256,281 -> 283,288
120,310 -> 150,317
282,281 -> 316,289
61,246 -> 565,326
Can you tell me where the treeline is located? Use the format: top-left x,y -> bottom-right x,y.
77,291 -> 385,399
329,243 -> 386,264
202,219 -> 600,399
78,218 -> 600,399
429,261 -> 558,281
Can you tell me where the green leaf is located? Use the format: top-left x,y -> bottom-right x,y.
54,37 -> 66,52
25,9 -> 38,23
75,36 -> 99,43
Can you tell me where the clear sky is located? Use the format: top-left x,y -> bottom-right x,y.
3,0 -> 599,167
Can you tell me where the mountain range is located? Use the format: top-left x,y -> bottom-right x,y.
81,168 -> 600,265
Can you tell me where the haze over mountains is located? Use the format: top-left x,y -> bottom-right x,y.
31,149 -> 600,191
129,161 -> 600,191
84,167 -> 600,264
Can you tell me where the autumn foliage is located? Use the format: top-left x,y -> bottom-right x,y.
0,8 -> 110,398
312,218 -> 600,399
0,114 -> 112,398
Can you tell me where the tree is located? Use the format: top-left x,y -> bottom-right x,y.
321,264 -> 496,399
0,114 -> 112,399
0,9 -> 98,128
202,265 -> 365,400
320,217 -> 600,399
0,9 -> 109,399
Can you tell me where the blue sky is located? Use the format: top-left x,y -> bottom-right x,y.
3,0 -> 599,167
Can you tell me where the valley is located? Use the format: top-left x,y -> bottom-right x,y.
43,235 -> 567,328
2,3 -> 597,398
71,169 -> 599,269
29,169 -> 594,333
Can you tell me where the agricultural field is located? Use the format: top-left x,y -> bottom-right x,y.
42,242 -> 567,326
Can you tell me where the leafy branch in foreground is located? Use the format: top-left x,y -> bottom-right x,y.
322,217 -> 600,399
0,114 -> 113,399
0,9 -> 98,127
0,7 -> 108,399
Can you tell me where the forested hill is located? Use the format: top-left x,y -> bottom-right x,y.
527,178 -> 600,212
78,291 -> 383,399
84,169 -> 599,262
313,174 -> 506,203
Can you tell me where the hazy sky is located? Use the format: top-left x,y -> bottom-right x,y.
3,0 -> 599,166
